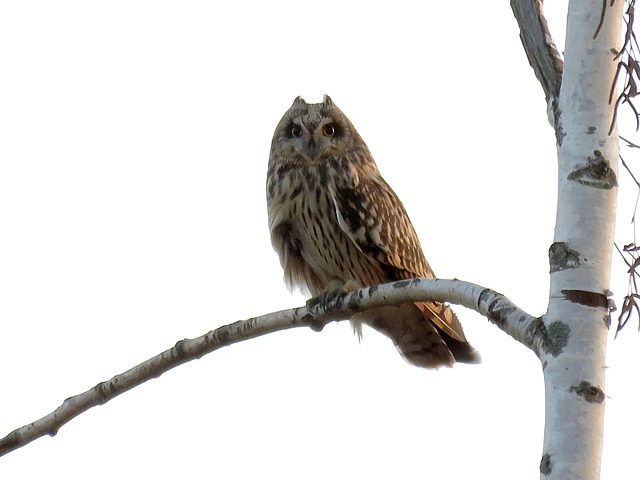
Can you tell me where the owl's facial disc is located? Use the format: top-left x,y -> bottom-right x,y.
304,137 -> 320,160
277,98 -> 349,164
292,118 -> 343,162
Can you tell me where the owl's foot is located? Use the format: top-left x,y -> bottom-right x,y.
307,287 -> 344,311
305,280 -> 362,331
305,289 -> 340,333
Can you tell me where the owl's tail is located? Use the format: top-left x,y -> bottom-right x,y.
353,302 -> 481,369
415,300 -> 481,364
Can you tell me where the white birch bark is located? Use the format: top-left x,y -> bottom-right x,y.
541,1 -> 623,478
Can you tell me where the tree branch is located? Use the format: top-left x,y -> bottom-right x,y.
510,0 -> 564,125
0,278 -> 537,458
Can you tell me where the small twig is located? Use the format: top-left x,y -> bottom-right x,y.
615,240 -> 640,333
620,154 -> 640,188
0,278 -> 536,458
620,134 -> 640,148
594,0 -> 618,39
609,0 -> 640,133
594,0 -> 609,39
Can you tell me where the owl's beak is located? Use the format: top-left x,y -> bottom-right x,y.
304,139 -> 320,161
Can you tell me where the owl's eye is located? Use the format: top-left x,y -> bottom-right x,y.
290,125 -> 302,138
322,124 -> 337,137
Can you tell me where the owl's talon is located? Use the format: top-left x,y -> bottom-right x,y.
307,288 -> 345,312
306,288 -> 346,332
309,319 -> 325,332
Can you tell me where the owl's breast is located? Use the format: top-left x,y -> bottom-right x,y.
267,164 -> 385,296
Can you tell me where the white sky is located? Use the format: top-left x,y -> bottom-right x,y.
0,2 -> 638,479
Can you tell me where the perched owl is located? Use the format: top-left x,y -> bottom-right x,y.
266,95 -> 480,368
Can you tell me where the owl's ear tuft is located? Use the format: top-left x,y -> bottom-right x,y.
292,96 -> 307,107
322,95 -> 334,107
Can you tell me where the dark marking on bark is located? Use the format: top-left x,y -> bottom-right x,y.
569,381 -> 605,403
540,453 -> 552,475
525,318 -> 570,357
173,338 -> 188,359
545,321 -> 570,355
524,317 -> 545,351
93,382 -> 109,403
0,431 -> 21,452
549,242 -> 583,272
477,288 -> 491,307
587,126 -> 597,134
392,280 -> 411,289
479,288 -> 534,329
215,327 -> 230,344
567,150 -> 617,189
485,298 -> 514,327
561,289 -> 609,309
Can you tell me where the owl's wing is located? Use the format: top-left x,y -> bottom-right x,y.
329,173 -> 468,344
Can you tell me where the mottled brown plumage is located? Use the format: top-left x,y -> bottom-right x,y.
266,95 -> 480,368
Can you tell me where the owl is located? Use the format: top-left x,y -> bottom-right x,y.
266,95 -> 480,368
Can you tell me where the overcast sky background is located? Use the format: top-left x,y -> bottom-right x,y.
1,2 -> 638,479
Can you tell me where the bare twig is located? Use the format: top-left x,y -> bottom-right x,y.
594,0 -> 617,40
0,278 -> 537,458
615,241 -> 640,333
609,1 -> 640,332
620,133 -> 640,148
609,0 -> 640,133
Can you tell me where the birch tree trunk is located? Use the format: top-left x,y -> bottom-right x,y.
540,1 -> 623,478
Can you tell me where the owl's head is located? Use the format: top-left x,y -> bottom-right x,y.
270,95 -> 368,166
